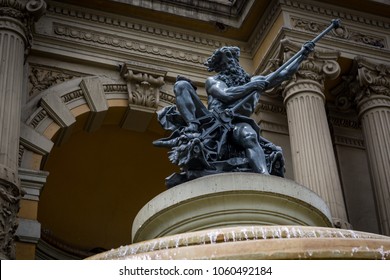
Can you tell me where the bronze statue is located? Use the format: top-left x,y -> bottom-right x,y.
154,19 -> 341,188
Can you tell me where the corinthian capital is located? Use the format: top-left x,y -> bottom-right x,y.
0,0 -> 46,50
0,0 -> 46,20
356,57 -> 390,102
281,39 -> 340,87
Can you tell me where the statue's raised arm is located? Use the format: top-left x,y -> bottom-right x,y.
266,19 -> 341,88
231,19 -> 341,115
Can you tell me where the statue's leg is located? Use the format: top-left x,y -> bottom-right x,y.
174,80 -> 208,131
233,123 -> 269,174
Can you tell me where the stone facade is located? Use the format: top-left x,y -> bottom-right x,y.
0,0 -> 389,259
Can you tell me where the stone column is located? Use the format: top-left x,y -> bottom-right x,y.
0,0 -> 46,259
355,58 -> 390,236
283,47 -> 349,228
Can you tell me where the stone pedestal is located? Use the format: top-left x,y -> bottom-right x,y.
88,173 -> 390,260
132,173 -> 332,243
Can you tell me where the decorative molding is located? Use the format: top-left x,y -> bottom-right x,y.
160,90 -> 176,105
28,108 -> 48,129
333,135 -> 365,150
282,0 -> 390,30
328,116 -> 360,130
47,2 -> 228,49
61,89 -> 83,103
255,101 -> 286,115
53,23 -> 208,66
291,17 -> 387,49
103,84 -> 127,95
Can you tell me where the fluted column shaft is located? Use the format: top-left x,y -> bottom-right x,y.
283,54 -> 348,227
356,59 -> 390,236
0,0 -> 46,259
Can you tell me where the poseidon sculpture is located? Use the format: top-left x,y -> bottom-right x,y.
154,20 -> 340,188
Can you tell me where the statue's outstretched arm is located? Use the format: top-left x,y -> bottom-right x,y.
206,77 -> 266,103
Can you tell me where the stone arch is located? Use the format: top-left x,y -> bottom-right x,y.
20,72 -> 173,170
18,73 -> 175,258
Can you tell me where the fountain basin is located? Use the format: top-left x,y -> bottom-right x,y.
88,225 -> 390,259
132,173 -> 332,243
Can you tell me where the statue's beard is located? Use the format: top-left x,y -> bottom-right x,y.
215,62 -> 251,88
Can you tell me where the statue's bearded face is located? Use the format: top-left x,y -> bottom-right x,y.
205,46 -> 241,73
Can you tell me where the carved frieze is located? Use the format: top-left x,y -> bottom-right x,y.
103,84 -> 127,95
328,116 -> 360,130
283,1 -> 389,30
291,17 -> 387,49
53,23 -> 208,66
255,101 -> 286,115
160,90 -> 176,105
28,65 -> 81,98
28,108 -> 48,129
45,1 -> 232,51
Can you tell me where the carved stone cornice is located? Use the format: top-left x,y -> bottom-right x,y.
47,3 -> 228,50
53,23 -> 209,67
281,0 -> 389,31
120,61 -> 167,109
290,17 -> 387,49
